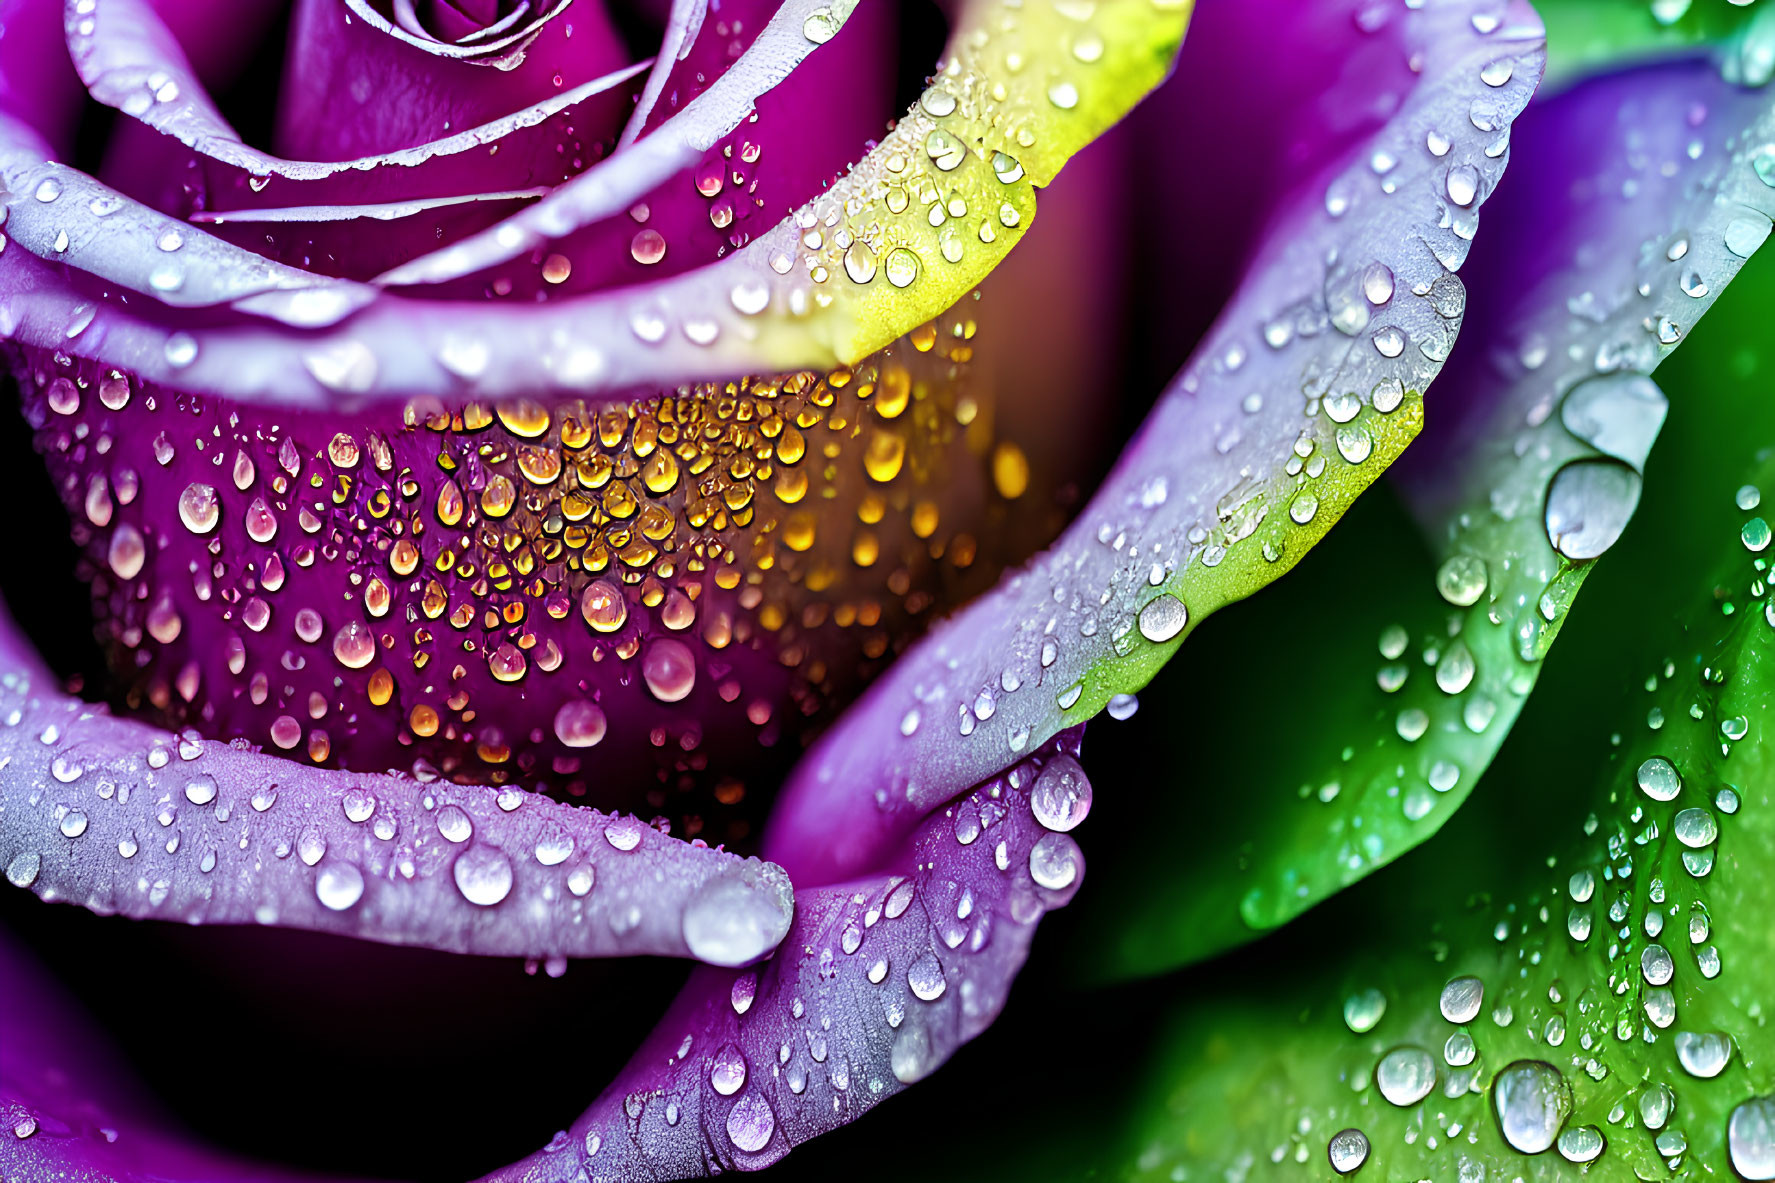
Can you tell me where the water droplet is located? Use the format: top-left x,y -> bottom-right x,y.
5,852 -> 41,888
1730,1096 -> 1775,1180
1637,757 -> 1682,801
683,870 -> 790,967
725,1094 -> 774,1153
553,700 -> 606,749
1556,1125 -> 1605,1164
1440,976 -> 1485,1024
1727,215 -> 1772,259
1343,988 -> 1386,1034
1640,1083 -> 1673,1130
1446,164 -> 1480,206
1375,1047 -> 1436,1107
1545,460 -> 1640,560
642,639 -> 696,702
1675,1030 -> 1733,1077
452,845 -> 513,906
1673,807 -> 1717,848
710,1044 -> 747,1095
1030,755 -> 1092,831
1641,943 -> 1674,986
316,862 -> 365,911
1029,832 -> 1080,890
178,482 -> 219,534
1560,373 -> 1666,470
907,951 -> 947,1001
1436,554 -> 1489,606
1493,1061 -> 1570,1154
604,816 -> 644,851
1137,594 -> 1188,643
1328,1128 -> 1369,1174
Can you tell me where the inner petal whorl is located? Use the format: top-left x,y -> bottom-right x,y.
12,306 -> 1050,843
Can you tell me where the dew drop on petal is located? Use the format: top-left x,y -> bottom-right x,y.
452,845 -> 514,906
315,862 -> 365,911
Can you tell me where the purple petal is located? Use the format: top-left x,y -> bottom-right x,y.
766,0 -> 1547,884
0,604 -> 794,965
0,113 -> 376,321
392,0 -> 895,304
10,276 -> 1028,824
73,0 -> 649,246
479,731 -> 1087,1181
4,0 -> 1182,405
1399,58 -> 1775,508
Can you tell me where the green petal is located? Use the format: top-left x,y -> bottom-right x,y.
1076,55 -> 1775,981
1112,243 -> 1775,1182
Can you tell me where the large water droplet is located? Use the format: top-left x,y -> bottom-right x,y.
1028,832 -> 1080,890
1440,976 -> 1484,1024
1343,988 -> 1386,1033
315,862 -> 365,911
896,950 -> 946,1005
1637,757 -> 1682,801
1556,1125 -> 1605,1164
1674,1030 -> 1733,1078
710,1044 -> 747,1096
1328,1128 -> 1369,1174
1560,372 -> 1666,470
1545,460 -> 1640,560
1731,1095 -> 1775,1180
682,870 -> 792,967
1375,1047 -> 1436,1107
1493,1061 -> 1569,1154
452,846 -> 514,906
726,1094 -> 774,1152
1030,755 -> 1092,832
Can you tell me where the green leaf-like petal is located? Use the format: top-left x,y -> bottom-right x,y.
1102,241 -> 1775,1182
1078,57 -> 1775,979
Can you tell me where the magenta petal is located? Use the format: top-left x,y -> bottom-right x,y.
74,0 -> 649,275
0,0 -> 85,152
278,0 -> 631,161
405,0 -> 894,303
0,607 -> 794,966
479,731 -> 1087,1181
766,0 -> 1547,884
376,0 -> 870,288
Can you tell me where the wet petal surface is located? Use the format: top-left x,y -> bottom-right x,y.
0,606 -> 793,965
769,0 -> 1546,885
1083,56 -> 1775,977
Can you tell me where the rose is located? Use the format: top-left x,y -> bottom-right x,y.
6,1 -> 1773,1181
0,0 -> 1184,1175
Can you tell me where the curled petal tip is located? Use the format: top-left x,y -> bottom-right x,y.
681,862 -> 796,968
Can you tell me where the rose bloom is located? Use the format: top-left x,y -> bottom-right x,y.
17,1 -> 1773,1182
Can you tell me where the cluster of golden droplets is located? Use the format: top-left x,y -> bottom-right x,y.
21,300 -> 1043,835
391,308 -> 1009,700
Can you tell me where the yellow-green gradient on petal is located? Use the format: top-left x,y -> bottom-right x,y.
744,0 -> 1191,367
